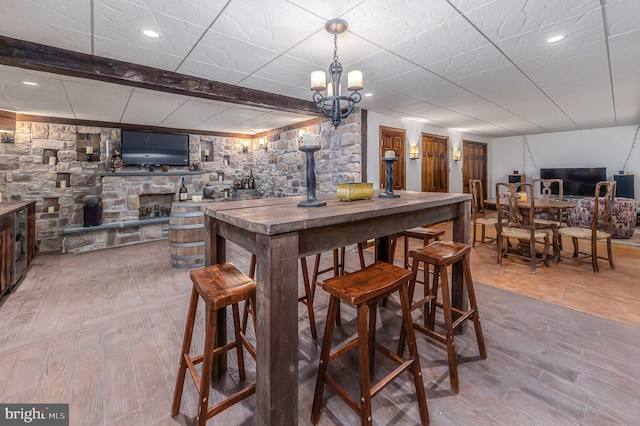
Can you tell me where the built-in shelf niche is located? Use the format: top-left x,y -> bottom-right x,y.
77,133 -> 100,162
223,155 -> 230,166
43,197 -> 59,214
201,142 -> 213,163
217,171 -> 225,182
43,149 -> 58,166
56,173 -> 70,189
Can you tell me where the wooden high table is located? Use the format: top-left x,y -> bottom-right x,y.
202,190 -> 471,425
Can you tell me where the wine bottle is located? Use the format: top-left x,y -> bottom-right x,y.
179,176 -> 188,202
249,169 -> 255,189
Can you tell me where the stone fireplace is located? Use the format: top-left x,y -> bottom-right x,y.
138,194 -> 173,219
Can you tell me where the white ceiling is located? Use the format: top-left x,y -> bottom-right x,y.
0,0 -> 638,137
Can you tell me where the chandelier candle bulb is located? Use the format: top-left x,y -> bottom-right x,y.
385,150 -> 395,158
311,70 -> 327,91
347,70 -> 363,91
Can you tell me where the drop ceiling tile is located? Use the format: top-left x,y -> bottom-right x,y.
516,41 -> 610,93
1,0 -> 91,53
94,1 -> 208,66
286,0 -> 363,20
0,95 -> 16,111
418,82 -> 481,108
197,107 -> 267,132
186,30 -> 281,74
61,79 -> 133,122
452,64 -> 530,92
0,71 -> 73,115
285,30 -> 381,70
119,0 -> 228,28
390,16 -> 492,69
348,51 -> 420,86
375,68 -> 443,100
159,99 -> 232,129
240,75 -> 311,100
449,0 -> 498,14
342,0 -> 459,48
210,0 -> 324,53
249,55 -> 318,93
464,0 -> 599,42
177,59 -> 250,85
495,8 -> 604,64
609,30 -> 640,124
93,36 -> 184,71
425,44 -> 511,81
357,85 -> 421,111
603,0 -> 640,36
121,89 -> 190,126
389,102 -> 443,117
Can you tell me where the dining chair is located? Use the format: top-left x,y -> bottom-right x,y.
532,178 -> 564,226
470,179 -> 498,247
557,181 -> 616,273
495,182 -> 553,274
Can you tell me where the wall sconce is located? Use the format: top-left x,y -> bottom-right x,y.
242,140 -> 250,153
258,138 -> 267,151
409,144 -> 419,160
453,149 -> 461,161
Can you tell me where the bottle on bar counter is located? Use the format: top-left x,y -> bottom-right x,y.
179,176 -> 188,202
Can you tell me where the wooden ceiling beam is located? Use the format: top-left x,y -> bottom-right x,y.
0,35 -> 321,116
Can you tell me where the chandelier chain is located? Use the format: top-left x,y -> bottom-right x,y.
621,125 -> 640,172
333,31 -> 339,62
522,136 -> 539,176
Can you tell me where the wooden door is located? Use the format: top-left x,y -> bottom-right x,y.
421,133 -> 448,192
379,126 -> 406,190
462,140 -> 488,197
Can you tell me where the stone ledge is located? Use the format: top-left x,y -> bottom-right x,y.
99,171 -> 205,177
63,217 -> 169,234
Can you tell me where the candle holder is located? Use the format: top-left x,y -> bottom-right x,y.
86,153 -> 93,162
297,145 -> 326,207
379,157 -> 400,198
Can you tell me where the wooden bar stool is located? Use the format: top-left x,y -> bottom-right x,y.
390,227 -> 444,268
311,262 -> 429,426
172,263 -> 257,426
245,244 -> 367,340
398,240 -> 487,393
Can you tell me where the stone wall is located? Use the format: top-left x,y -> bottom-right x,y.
0,110 -> 362,253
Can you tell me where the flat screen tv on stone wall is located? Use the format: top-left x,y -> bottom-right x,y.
539,167 -> 606,197
121,130 -> 189,166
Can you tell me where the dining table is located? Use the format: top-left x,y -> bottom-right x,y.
202,189 -> 471,425
484,197 -> 578,212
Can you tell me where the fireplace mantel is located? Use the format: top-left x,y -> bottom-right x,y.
99,171 -> 205,177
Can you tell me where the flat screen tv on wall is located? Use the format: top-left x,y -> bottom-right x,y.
539,167 -> 606,197
121,130 -> 189,166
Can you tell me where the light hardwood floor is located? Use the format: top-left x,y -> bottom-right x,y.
0,231 -> 639,425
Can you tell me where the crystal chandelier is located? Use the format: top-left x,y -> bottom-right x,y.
310,19 -> 363,129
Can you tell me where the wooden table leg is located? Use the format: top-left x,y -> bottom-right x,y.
204,218 -> 227,379
255,233 -> 299,425
451,201 -> 470,332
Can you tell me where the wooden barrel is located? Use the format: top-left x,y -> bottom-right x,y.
169,201 -> 205,269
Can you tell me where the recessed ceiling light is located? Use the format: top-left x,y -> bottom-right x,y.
22,81 -> 38,86
364,93 -> 373,97
546,35 -> 564,43
141,28 -> 160,38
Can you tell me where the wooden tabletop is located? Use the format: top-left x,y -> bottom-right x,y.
203,190 -> 471,235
